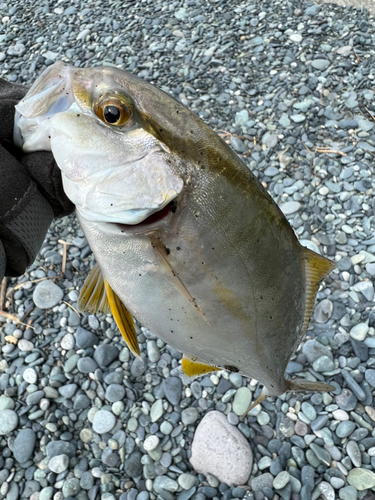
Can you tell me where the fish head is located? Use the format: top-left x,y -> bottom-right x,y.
14,61 -> 184,224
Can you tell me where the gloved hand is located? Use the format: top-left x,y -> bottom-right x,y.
0,78 -> 74,278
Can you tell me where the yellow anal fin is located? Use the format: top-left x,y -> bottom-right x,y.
181,353 -> 219,377
299,248 -> 336,344
104,279 -> 141,359
78,262 -> 110,314
287,379 -> 336,393
78,263 -> 140,359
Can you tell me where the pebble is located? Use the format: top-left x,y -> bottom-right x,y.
48,454 -> 69,473
178,474 -> 198,490
75,327 -> 99,348
181,407 -> 199,425
0,409 -> 18,435
93,344 -> 119,367
32,280 -> 63,308
273,471 -> 290,489
281,201 -> 301,215
232,387 -> 252,416
347,468 -> 375,490
144,435 -> 160,451
13,428 -> 36,463
346,440 -> 361,467
18,339 -> 34,351
105,384 -> 125,402
150,399 -> 164,423
163,377 -> 182,405
190,411 -> 252,484
92,410 -> 116,434
350,322 -> 369,341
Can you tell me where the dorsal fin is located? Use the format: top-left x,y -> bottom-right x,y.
299,247 -> 336,344
78,263 -> 140,358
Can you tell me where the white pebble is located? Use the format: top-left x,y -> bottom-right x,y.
144,435 -> 160,451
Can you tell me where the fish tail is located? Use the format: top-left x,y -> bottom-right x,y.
287,379 -> 335,393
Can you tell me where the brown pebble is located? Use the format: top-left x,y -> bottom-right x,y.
295,420 -> 308,436
124,482 -> 134,489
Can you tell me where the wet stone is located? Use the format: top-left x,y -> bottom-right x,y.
33,280 -> 63,309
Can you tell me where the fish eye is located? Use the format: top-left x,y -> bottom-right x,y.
94,94 -> 132,126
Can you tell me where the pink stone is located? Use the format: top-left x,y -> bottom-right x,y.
190,410 -> 253,485
295,421 -> 308,436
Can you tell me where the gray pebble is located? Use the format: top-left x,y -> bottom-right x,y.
33,280 -> 63,309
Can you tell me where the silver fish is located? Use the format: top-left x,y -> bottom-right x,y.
14,61 -> 336,411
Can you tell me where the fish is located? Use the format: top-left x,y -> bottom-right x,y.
14,61 -> 336,412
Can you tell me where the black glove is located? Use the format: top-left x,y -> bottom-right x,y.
0,78 -> 74,278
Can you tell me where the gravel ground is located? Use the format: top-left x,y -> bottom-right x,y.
1,1 -> 375,500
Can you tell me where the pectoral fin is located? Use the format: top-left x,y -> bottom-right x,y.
78,263 -> 140,358
78,262 -> 110,314
181,353 -> 219,377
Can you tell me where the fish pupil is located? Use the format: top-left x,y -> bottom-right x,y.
104,105 -> 121,124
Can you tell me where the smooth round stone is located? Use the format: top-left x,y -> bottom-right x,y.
163,377 -> 182,406
312,356 -> 335,372
33,280 -> 63,309
314,299 -> 333,323
339,485 -> 358,500
93,344 -> 119,367
330,477 -> 345,489
295,421 -> 308,436
273,471 -> 290,489
257,411 -> 270,426
61,333 -> 75,350
178,473 -> 198,490
77,357 -> 98,373
105,384 -> 125,402
318,481 -> 335,500
281,201 -> 301,215
311,59 -> 329,70
48,454 -> 69,473
13,428 -> 36,463
154,476 -> 178,494
0,409 -> 18,435
18,339 -> 34,352
181,407 -> 199,425
365,369 -> 375,387
350,323 -> 369,341
80,429 -> 93,443
232,387 -> 252,416
92,410 -> 116,434
150,399 -> 164,423
160,421 -> 173,435
76,327 -> 99,349
62,478 -> 80,497
346,440 -> 361,467
0,395 -> 14,411
39,486 -> 54,500
301,402 -> 316,422
23,368 -> 37,384
336,421 -> 356,438
347,468 -> 375,490
335,389 -> 357,411
290,33 -> 302,42
332,410 -> 349,421
127,417 -> 138,432
190,411 -> 252,485
144,435 -> 160,451
258,456 -> 272,470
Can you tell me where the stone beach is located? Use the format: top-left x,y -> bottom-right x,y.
1,0 -> 375,499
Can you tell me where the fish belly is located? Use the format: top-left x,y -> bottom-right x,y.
78,198 -> 305,396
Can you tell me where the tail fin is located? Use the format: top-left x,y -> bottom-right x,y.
287,379 -> 335,392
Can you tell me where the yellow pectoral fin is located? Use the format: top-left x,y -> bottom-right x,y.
78,262 -> 111,314
103,279 -> 141,359
78,263 -> 140,358
181,353 -> 220,377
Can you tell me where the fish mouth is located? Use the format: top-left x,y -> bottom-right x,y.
116,200 -> 176,233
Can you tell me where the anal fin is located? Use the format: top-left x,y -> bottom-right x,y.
181,353 -> 219,378
78,263 -> 140,358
